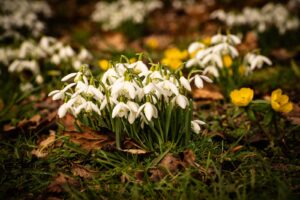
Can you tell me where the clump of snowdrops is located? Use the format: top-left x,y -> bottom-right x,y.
91,0 -> 162,31
50,57 -> 211,151
0,36 -> 92,92
186,33 -> 272,96
211,3 -> 299,35
0,0 -> 52,41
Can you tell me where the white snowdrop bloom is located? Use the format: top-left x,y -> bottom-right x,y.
8,60 -> 21,73
191,120 -> 206,134
18,41 -> 35,58
211,34 -> 241,46
112,102 -> 130,118
186,58 -> 201,68
202,53 -> 223,68
245,53 -> 272,70
48,82 -> 76,100
188,42 -> 205,54
58,103 -> 69,118
75,101 -> 100,115
138,102 -> 158,121
72,81 -> 103,101
179,76 -> 192,92
129,61 -> 149,76
20,82 -> 33,92
157,80 -> 179,98
212,43 -> 239,58
189,74 -> 213,89
195,48 -> 213,60
111,81 -> 136,99
35,74 -> 44,84
172,94 -> 189,109
203,66 -> 220,78
115,63 -> 127,75
73,60 -> 82,71
126,101 -> 139,124
78,48 -> 92,61
51,54 -> 61,65
39,36 -> 56,51
101,68 -> 119,85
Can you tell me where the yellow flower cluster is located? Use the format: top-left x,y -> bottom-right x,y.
162,47 -> 188,70
271,89 -> 293,113
230,88 -> 293,113
230,88 -> 254,107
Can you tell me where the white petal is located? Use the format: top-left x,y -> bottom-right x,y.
144,103 -> 154,121
180,77 -> 192,91
61,72 -> 77,82
194,75 -> 203,88
58,104 -> 68,118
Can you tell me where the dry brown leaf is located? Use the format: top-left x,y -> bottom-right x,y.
63,130 -> 115,151
284,104 -> 300,125
47,173 -> 79,193
238,31 -> 258,53
121,149 -> 148,155
71,163 -> 98,179
31,130 -> 56,158
90,32 -> 127,51
149,168 -> 165,182
3,124 -> 15,132
182,149 -> 199,168
192,84 -> 224,100
159,153 -> 184,173
271,48 -> 296,60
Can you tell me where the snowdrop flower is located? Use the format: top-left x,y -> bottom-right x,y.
189,74 -> 213,89
129,61 -> 149,76
202,53 -> 223,68
191,120 -> 206,134
48,83 -> 76,100
203,66 -> 220,78
211,34 -> 241,45
126,101 -> 139,124
180,76 -> 192,92
245,53 -> 272,70
111,81 -> 136,99
138,102 -> 158,121
212,43 -> 239,58
172,94 -> 189,109
112,102 -> 130,118
75,101 -> 101,116
157,80 -> 179,98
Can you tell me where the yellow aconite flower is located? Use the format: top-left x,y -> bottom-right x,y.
164,47 -> 188,60
230,88 -> 254,107
98,59 -> 110,71
271,89 -> 293,113
146,38 -> 159,49
162,58 -> 182,70
162,47 -> 188,70
202,37 -> 211,46
222,55 -> 233,68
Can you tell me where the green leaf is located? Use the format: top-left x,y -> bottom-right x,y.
263,111 -> 274,126
247,109 -> 256,121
